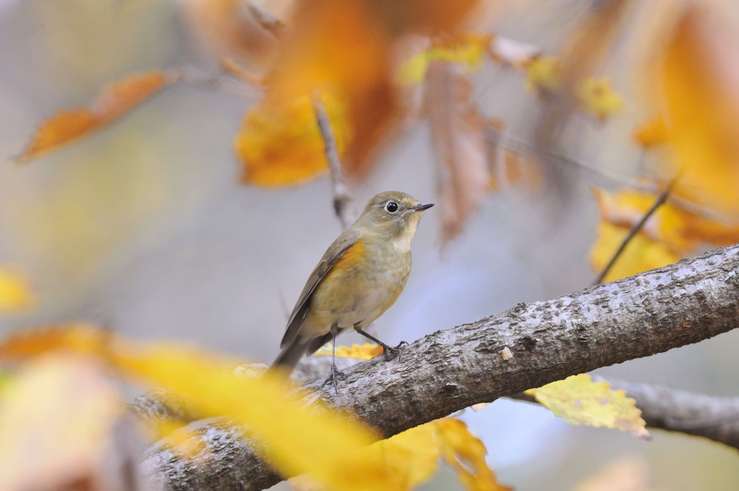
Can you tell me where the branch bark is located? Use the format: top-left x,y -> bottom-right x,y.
607,380 -> 739,448
143,245 -> 739,490
511,379 -> 739,449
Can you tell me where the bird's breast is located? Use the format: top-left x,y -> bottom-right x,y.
308,240 -> 411,329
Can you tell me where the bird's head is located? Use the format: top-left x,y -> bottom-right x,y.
356,191 -> 433,248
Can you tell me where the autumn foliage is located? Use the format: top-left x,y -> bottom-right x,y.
3,1 -> 739,490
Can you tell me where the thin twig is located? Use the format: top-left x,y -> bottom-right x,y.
593,176 -> 680,285
246,1 -> 285,38
312,97 -> 354,229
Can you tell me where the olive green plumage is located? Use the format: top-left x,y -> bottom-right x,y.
272,191 -> 433,372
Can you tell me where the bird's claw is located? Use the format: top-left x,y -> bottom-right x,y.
383,341 -> 407,361
320,369 -> 345,394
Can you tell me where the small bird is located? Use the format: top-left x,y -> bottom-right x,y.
271,191 -> 433,378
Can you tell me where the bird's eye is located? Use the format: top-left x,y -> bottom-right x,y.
384,200 -> 399,213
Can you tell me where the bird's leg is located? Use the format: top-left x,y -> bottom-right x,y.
354,324 -> 403,361
321,324 -> 343,393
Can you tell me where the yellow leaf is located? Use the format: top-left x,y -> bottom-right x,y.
365,419 -> 508,491
149,417 -> 206,459
314,343 -> 384,360
577,78 -> 623,120
524,55 -> 560,92
590,221 -> 679,282
17,71 -> 177,162
398,35 -> 491,85
526,374 -> 649,438
653,8 -> 739,215
235,93 -> 349,187
436,419 -> 510,491
0,355 -> 127,491
368,422 -> 441,489
0,269 -> 33,312
0,326 -> 394,491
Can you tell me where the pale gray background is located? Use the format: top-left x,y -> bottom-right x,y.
0,1 -> 737,489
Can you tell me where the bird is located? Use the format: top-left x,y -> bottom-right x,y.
271,191 -> 433,380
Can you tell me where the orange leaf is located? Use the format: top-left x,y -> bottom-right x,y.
652,8 -> 739,215
632,117 -> 668,148
488,141 -> 543,193
17,71 -> 177,162
181,0 -> 280,71
235,93 -> 349,187
266,0 -> 479,181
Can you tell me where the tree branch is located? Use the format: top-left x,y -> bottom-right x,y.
313,98 -> 355,229
607,380 -> 739,448
510,379 -> 739,449
143,245 -> 739,490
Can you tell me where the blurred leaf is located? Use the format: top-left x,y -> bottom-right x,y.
486,123 -> 543,193
632,117 -> 668,148
0,355 -> 132,491
314,343 -> 384,361
426,62 -> 490,244
0,324 -> 113,360
524,55 -> 560,92
266,0 -> 479,180
437,419 -> 510,491
0,326 -> 398,491
577,78 -> 623,120
368,419 -> 509,491
653,7 -> 739,215
591,188 -> 739,281
181,0 -> 280,71
575,456 -> 651,491
398,35 -> 491,85
363,422 -> 441,489
0,269 -> 33,312
235,93 -> 349,186
17,71 -> 177,162
149,417 -> 206,459
526,374 -> 649,438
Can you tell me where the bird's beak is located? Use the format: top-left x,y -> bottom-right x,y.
413,203 -> 434,212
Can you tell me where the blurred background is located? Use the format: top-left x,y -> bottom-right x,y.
0,0 -> 737,489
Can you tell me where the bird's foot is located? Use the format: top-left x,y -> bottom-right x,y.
383,341 -> 408,361
320,368 -> 346,394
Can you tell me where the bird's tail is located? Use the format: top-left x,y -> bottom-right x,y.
269,333 -> 333,375
269,340 -> 308,374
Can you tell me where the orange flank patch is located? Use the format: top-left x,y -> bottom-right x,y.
332,240 -> 366,273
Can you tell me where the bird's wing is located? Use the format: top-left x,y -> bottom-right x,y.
280,228 -> 361,348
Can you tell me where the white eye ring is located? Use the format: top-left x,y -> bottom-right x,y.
384,200 -> 399,213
